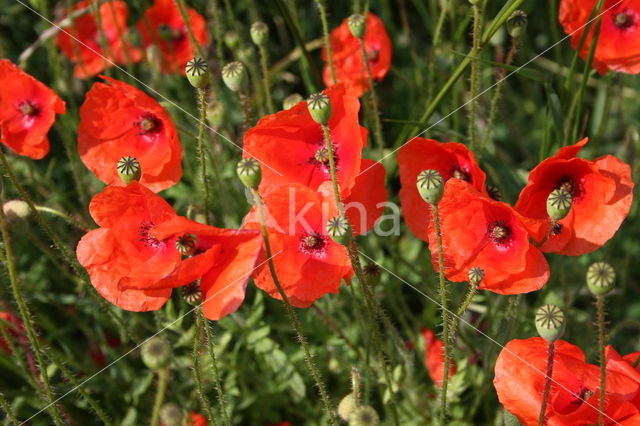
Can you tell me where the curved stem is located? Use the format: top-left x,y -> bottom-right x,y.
258,45 -> 274,113
35,206 -> 90,231
469,4 -> 483,152
596,295 -> 606,426
193,309 -> 219,426
150,368 -> 169,426
196,88 -> 212,222
316,0 -> 336,84
199,311 -> 232,426
538,340 -> 556,426
0,193 -> 63,425
0,393 -> 19,425
251,188 -> 337,425
432,204 -> 451,423
449,281 -> 479,347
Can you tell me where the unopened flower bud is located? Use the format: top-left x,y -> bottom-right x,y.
307,92 -> 332,125
468,267 -> 484,286
175,234 -> 196,256
586,262 -> 615,296
236,158 -> 262,190
182,281 -> 203,305
546,188 -> 572,221
141,336 -> 172,369
224,31 -> 240,49
117,156 -> 141,184
3,200 -> 30,221
416,169 -> 444,205
185,57 -> 209,88
349,405 -> 379,426
337,393 -> 358,421
250,21 -> 269,46
507,10 -> 528,39
222,61 -> 246,92
348,14 -> 366,39
326,215 -> 352,245
159,402 -> 183,426
363,263 -> 381,286
535,304 -> 566,342
283,93 -> 303,110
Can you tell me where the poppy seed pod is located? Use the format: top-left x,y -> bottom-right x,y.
348,405 -> 379,426
507,10 -> 528,39
236,158 -> 262,190
141,336 -> 172,369
363,263 -> 382,286
185,57 -> 209,88
283,93 -> 303,110
307,92 -> 332,125
468,267 -> 484,286
337,393 -> 358,421
224,31 -> 240,49
416,169 -> 444,205
348,14 -> 366,39
486,185 -> 502,201
534,304 -> 566,341
3,200 -> 30,221
159,403 -> 183,426
116,156 -> 141,184
586,262 -> 615,296
175,234 -> 196,256
250,21 -> 269,46
182,281 -> 203,305
326,215 -> 352,245
546,188 -> 572,221
222,61 -> 246,92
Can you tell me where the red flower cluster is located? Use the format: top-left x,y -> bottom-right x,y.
422,327 -> 456,387
78,76 -> 182,192
495,338 -> 640,425
137,0 -> 209,74
322,13 -> 392,96
0,59 -> 65,159
243,84 -> 387,307
559,0 -> 640,74
76,183 -> 262,320
57,0 -> 142,78
398,138 -> 632,295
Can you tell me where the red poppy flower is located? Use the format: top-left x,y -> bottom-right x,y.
78,76 -> 182,192
341,159 -> 388,235
515,138 -> 633,255
77,183 -> 261,319
56,1 -> 142,79
398,138 -> 487,242
322,13 -> 392,96
243,84 -> 366,199
494,338 -> 640,426
244,184 -> 353,308
428,179 -> 549,295
137,0 -> 209,74
422,327 -> 456,387
0,60 -> 65,159
559,0 -> 640,74
0,311 -> 22,354
186,412 -> 207,426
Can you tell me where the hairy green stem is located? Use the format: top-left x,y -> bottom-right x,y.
258,45 -> 274,113
359,39 -> 384,153
150,368 -> 169,426
193,309 -> 219,426
251,187 -> 337,425
449,281 -> 479,346
35,206 -> 90,231
427,0 -> 448,104
199,311 -> 232,426
538,340 -> 556,426
0,393 -> 19,425
196,88 -> 212,222
596,295 -> 606,426
469,4 -> 483,152
239,92 -> 251,132
316,0 -> 336,84
312,305 -> 363,359
0,192 -> 63,426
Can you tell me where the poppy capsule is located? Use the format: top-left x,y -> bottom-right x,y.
222,61 -> 246,92
416,169 -> 444,205
586,262 -> 615,296
546,188 -> 572,221
307,92 -> 332,125
348,14 -> 366,39
534,304 -> 566,341
326,215 -> 352,246
141,336 -> 172,369
185,57 -> 209,89
116,156 -> 142,184
236,158 -> 262,190
250,22 -> 269,46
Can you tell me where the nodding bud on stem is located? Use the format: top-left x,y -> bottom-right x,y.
507,10 -> 528,39
141,336 -> 172,369
159,403 -> 183,426
337,393 -> 358,421
185,57 -> 209,88
236,158 -> 262,190
586,262 -> 615,296
222,61 -> 246,92
283,93 -> 303,110
546,188 -> 572,221
348,14 -> 366,39
416,169 -> 444,205
535,304 -> 566,342
250,21 -> 269,46
326,215 -> 352,245
117,156 -> 141,184
307,92 -> 332,125
348,406 -> 380,426
468,267 -> 484,286
3,200 -> 30,221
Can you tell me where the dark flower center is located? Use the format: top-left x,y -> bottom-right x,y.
552,222 -> 563,235
613,10 -> 634,29
157,23 -> 184,42
138,221 -> 164,248
299,233 -> 326,255
136,114 -> 162,135
488,220 -> 512,246
556,176 -> 583,200
366,47 -> 380,64
19,101 -> 39,116
450,166 -> 470,182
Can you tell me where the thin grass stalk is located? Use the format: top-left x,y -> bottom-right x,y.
150,368 -> 169,426
469,3 -> 483,152
538,340 -> 556,426
449,281 -> 479,346
210,0 -> 226,66
596,295 -> 607,426
427,0 -> 448,104
316,0 -> 336,84
258,44 -> 275,113
250,187 -> 338,426
192,308 -> 219,426
0,393 -> 19,426
199,311 -> 232,426
196,88 -> 212,222
0,191 -> 63,426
